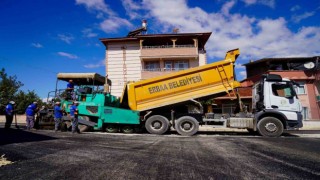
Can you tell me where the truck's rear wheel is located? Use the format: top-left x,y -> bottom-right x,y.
121,125 -> 134,134
105,124 -> 119,133
175,116 -> 199,136
145,115 -> 169,135
257,117 -> 283,137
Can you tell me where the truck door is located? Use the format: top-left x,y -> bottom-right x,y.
266,81 -> 301,112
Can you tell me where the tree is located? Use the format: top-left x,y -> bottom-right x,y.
15,90 -> 42,114
0,68 -> 41,114
0,68 -> 23,105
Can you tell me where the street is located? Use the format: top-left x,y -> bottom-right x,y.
1,129 -> 320,180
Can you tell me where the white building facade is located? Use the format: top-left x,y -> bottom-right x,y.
100,32 -> 212,97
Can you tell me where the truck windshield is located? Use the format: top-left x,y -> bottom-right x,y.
271,83 -> 296,98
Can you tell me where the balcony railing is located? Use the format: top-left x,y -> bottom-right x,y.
141,45 -> 198,58
142,45 -> 195,49
142,68 -> 188,72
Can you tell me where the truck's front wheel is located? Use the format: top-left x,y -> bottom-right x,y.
145,115 -> 169,135
257,117 -> 284,137
175,116 -> 199,136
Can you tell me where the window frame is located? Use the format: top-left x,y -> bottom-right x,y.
144,61 -> 160,71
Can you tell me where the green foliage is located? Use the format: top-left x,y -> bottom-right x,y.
14,90 -> 42,114
0,68 -> 41,114
0,68 -> 23,106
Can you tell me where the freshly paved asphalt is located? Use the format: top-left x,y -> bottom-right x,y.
0,128 -> 320,180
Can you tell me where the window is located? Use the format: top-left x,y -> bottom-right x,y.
164,60 -> 189,71
164,61 -> 173,71
302,107 -> 308,120
145,61 -> 160,71
294,81 -> 306,95
174,60 -> 188,70
271,83 -> 295,97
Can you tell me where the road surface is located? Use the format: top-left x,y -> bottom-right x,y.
0,129 -> 320,179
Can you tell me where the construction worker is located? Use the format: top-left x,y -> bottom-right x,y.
70,101 -> 79,133
5,101 -> 15,129
25,101 -> 38,130
54,102 -> 63,132
66,80 -> 74,100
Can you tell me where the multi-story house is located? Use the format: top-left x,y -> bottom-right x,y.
100,28 -> 211,97
241,56 -> 320,120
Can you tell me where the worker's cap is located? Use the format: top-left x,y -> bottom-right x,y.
9,101 -> 15,104
55,101 -> 61,104
33,101 -> 38,104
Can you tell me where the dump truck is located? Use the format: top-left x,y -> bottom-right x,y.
48,49 -> 303,136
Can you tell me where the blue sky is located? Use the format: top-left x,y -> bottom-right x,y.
1,0 -> 319,100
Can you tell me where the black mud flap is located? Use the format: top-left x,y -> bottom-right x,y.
78,118 -> 97,127
62,116 -> 97,127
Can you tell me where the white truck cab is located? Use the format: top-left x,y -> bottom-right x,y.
252,74 -> 303,136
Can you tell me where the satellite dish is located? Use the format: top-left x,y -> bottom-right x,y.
304,62 -> 315,69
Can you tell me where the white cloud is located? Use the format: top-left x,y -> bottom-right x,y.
31,43 -> 43,48
100,17 -> 133,33
133,0 -> 320,61
42,97 -> 52,103
122,0 -> 143,19
241,0 -> 275,8
290,5 -> 301,12
221,0 -> 236,15
75,0 -> 115,16
57,52 -> 78,59
84,60 -> 105,68
58,34 -> 74,44
291,12 -> 315,23
239,71 -> 247,79
76,0 -> 133,33
82,28 -> 98,38
235,63 -> 245,69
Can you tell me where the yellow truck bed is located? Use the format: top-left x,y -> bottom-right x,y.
121,49 -> 241,111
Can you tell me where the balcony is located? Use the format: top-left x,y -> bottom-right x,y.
141,68 -> 188,79
140,45 -> 198,59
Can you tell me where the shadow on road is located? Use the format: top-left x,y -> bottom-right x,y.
0,128 -> 57,145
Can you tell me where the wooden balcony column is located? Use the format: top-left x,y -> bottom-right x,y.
171,38 -> 177,48
193,38 -> 198,48
140,39 -> 144,49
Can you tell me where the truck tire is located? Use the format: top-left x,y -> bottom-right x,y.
145,115 -> 169,135
175,116 -> 199,136
121,125 -> 134,134
105,124 -> 119,133
257,117 -> 284,137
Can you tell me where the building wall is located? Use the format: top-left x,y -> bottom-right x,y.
306,83 -> 320,119
189,58 -> 199,68
106,41 -> 141,97
199,50 -> 207,66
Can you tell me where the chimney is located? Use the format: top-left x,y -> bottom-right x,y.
142,20 -> 147,30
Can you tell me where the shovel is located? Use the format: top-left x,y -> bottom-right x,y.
14,113 -> 19,129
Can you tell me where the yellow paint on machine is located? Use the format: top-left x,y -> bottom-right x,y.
123,49 -> 241,111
